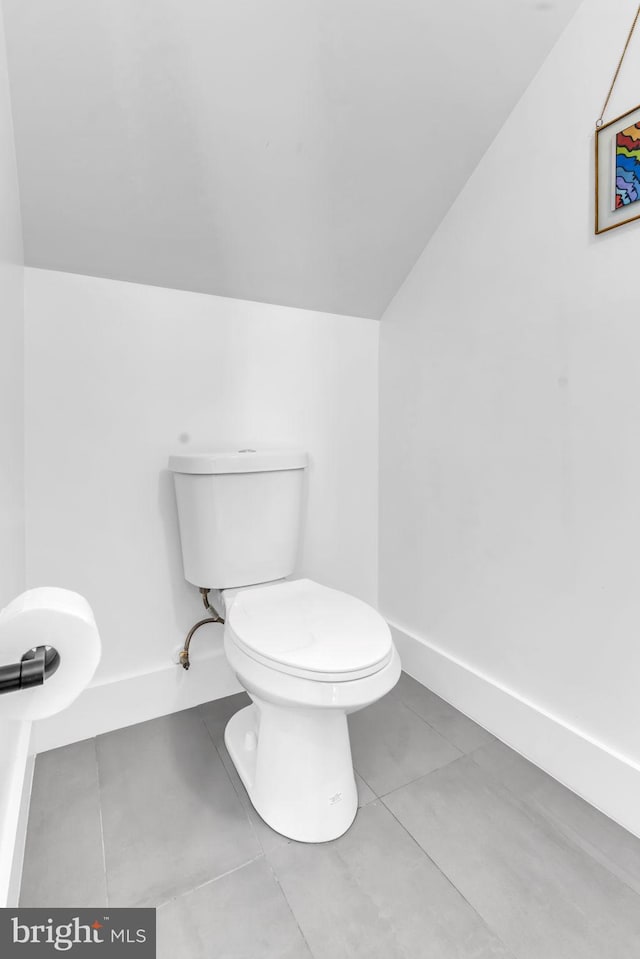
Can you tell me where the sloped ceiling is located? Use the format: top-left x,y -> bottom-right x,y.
2,0 -> 582,319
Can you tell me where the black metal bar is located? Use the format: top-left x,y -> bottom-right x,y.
20,646 -> 46,688
0,646 -> 60,695
0,662 -> 21,692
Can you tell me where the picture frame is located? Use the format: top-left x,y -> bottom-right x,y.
595,102 -> 640,234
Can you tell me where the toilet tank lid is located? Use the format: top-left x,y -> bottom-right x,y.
168,449 -> 308,475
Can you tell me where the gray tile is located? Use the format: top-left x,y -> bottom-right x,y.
268,800 -> 513,959
157,858 -> 311,959
471,739 -> 560,796
97,708 -> 260,906
199,691 -> 251,744
384,755 -> 640,959
349,694 -> 461,796
393,672 -> 494,753
473,739 -> 640,896
20,739 -> 106,907
354,771 -> 376,806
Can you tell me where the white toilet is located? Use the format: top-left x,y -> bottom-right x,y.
168,449 -> 400,842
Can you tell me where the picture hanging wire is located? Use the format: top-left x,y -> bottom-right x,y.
596,4 -> 640,128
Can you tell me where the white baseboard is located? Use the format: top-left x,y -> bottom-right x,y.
390,621 -> 640,839
30,647 -> 242,755
7,752 -> 34,907
0,721 -> 33,906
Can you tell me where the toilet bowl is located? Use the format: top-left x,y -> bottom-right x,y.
221,578 -> 400,843
168,448 -> 401,843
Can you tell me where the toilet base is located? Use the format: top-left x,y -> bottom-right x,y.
224,701 -> 358,843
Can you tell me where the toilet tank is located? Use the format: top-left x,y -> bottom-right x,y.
168,449 -> 307,589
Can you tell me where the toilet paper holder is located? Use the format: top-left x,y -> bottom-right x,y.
0,645 -> 60,695
0,587 -> 101,721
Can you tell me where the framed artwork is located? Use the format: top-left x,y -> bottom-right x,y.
595,102 -> 640,234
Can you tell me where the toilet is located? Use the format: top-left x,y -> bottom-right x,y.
168,449 -> 400,842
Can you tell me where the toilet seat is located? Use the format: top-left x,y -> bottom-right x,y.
226,578 -> 393,683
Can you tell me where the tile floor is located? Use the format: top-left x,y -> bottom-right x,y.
20,673 -> 640,958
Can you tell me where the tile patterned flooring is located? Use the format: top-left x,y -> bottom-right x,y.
20,673 -> 640,958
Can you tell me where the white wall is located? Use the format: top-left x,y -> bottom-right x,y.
0,0 -> 28,906
379,0 -> 640,834
25,268 -> 379,744
0,0 -> 23,602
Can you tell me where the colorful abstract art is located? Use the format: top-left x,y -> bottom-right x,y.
615,122 -> 640,209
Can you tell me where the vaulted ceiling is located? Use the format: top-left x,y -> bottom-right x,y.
2,0 -> 582,318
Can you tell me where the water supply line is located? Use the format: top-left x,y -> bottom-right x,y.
178,588 -> 225,670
